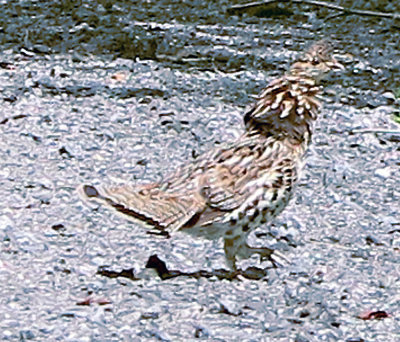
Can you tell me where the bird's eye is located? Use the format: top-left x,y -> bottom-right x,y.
311,58 -> 319,65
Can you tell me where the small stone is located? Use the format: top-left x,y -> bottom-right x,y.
381,92 -> 395,101
374,167 -> 392,179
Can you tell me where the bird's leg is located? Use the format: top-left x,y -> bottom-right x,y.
223,235 -> 245,271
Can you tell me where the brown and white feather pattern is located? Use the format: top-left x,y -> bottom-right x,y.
244,75 -> 321,144
85,135 -> 304,234
80,40 -> 343,270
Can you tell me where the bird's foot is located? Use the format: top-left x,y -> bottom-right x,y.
241,245 -> 290,268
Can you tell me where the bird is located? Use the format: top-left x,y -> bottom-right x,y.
79,40 -> 344,272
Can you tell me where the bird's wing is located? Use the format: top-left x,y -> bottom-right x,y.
173,137 -> 300,229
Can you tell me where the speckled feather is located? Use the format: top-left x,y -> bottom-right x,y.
80,40 -> 343,270
92,135 -> 303,230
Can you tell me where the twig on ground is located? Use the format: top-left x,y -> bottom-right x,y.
349,128 -> 400,135
228,0 -> 400,20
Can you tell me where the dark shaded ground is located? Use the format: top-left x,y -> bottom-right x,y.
0,1 -> 400,341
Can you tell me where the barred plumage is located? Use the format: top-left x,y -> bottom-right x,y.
79,40 -> 344,271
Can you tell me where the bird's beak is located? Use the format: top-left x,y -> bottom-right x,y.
329,56 -> 345,71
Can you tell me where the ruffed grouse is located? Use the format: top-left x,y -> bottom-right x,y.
80,40 -> 344,271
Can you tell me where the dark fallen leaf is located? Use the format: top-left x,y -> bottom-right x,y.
13,114 -> 28,120
97,267 -> 139,281
3,95 -> 17,103
136,159 -> 147,166
145,254 -> 180,280
59,146 -> 74,158
0,62 -> 16,70
358,310 -> 390,320
76,296 -> 111,306
217,303 -> 243,316
51,224 -> 65,231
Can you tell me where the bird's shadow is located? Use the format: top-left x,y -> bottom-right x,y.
97,254 -> 269,281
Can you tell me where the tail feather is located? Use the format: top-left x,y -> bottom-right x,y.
78,184 -> 204,232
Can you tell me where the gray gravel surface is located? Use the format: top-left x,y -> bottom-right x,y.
1,1 -> 400,341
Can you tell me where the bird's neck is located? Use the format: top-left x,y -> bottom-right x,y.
243,73 -> 321,145
245,112 -> 314,144
245,124 -> 312,150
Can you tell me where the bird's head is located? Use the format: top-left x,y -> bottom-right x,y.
290,40 -> 344,81
244,40 -> 344,143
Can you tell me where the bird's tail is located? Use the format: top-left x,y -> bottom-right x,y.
78,184 -> 201,232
